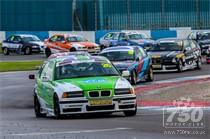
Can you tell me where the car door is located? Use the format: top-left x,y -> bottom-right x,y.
134,47 -> 145,80
38,61 -> 55,109
139,47 -> 150,75
100,32 -> 115,47
48,35 -> 68,52
5,36 -> 19,50
183,40 -> 194,65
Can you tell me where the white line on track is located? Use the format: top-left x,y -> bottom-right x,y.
7,127 -> 132,136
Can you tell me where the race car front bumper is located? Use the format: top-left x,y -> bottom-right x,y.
59,95 -> 136,114
152,64 -> 178,72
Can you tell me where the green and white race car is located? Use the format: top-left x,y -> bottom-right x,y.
29,54 -> 137,118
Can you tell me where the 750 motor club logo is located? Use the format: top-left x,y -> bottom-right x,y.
163,97 -> 205,128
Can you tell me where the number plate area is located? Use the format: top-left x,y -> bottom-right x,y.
89,99 -> 112,106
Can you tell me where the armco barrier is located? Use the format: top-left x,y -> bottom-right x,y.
0,31 -> 5,42
5,31 -> 49,41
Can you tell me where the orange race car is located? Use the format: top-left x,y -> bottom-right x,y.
44,34 -> 100,57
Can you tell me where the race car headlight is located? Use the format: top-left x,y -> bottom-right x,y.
32,45 -> 39,48
62,91 -> 84,98
115,88 -> 135,95
172,57 -> 177,63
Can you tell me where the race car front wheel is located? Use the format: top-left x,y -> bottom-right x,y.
45,48 -> 51,58
34,95 -> 46,118
54,94 -> 62,119
3,48 -> 9,55
123,104 -> 137,117
145,66 -> 154,82
24,46 -> 32,55
130,71 -> 137,85
177,60 -> 183,72
195,57 -> 202,70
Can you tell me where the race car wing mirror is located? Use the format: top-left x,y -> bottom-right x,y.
122,70 -> 130,77
29,74 -> 35,79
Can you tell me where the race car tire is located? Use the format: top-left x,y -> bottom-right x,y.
195,57 -> 202,70
34,95 -> 46,118
177,60 -> 183,72
24,46 -> 32,55
45,48 -> 51,58
3,47 -> 9,55
130,71 -> 137,85
145,66 -> 154,82
70,47 -> 76,52
53,94 -> 62,119
123,104 -> 137,117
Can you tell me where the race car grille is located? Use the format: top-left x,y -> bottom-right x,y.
89,91 -> 99,97
115,89 -> 130,95
88,90 -> 111,98
86,104 -> 115,111
88,47 -> 95,49
152,58 -> 162,64
101,91 -> 111,97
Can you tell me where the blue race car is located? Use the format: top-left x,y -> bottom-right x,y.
99,32 -> 155,50
99,46 -> 153,85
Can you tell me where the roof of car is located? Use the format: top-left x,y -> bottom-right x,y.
53,34 -> 82,38
48,52 -> 90,59
101,46 -> 137,53
14,34 -> 38,37
48,53 -> 110,65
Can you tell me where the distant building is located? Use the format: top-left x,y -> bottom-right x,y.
0,0 -> 210,31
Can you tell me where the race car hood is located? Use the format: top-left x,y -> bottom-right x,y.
112,61 -> 134,70
54,76 -> 122,92
28,41 -> 44,46
148,51 -> 182,59
70,42 -> 98,48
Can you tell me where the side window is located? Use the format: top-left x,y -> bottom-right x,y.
119,33 -> 126,41
104,33 -> 114,40
7,36 -> 15,42
68,37 -> 77,42
40,62 -> 54,81
184,40 -> 192,51
135,48 -> 143,60
139,47 -> 147,58
190,40 -> 196,49
189,33 -> 196,40
49,35 -> 58,42
56,36 -> 65,42
13,36 -> 21,42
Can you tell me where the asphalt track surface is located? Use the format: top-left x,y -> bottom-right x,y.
0,62 -> 210,139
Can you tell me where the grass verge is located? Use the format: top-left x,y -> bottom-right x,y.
0,61 -> 43,72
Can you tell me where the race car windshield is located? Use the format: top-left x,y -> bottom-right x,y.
55,62 -> 119,80
22,36 -> 41,42
128,34 -> 149,40
66,36 -> 87,42
150,42 -> 182,51
100,51 -> 135,61
200,33 -> 210,40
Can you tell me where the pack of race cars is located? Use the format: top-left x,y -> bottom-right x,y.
1,31 -> 209,118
